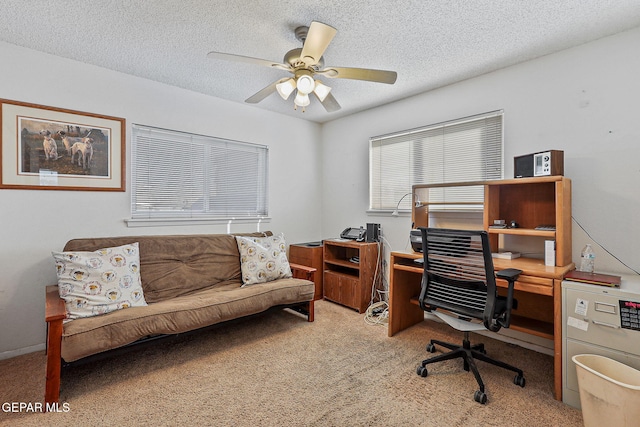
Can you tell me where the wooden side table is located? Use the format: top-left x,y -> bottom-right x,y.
289,242 -> 324,301
323,239 -> 379,313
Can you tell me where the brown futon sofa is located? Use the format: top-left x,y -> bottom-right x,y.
44,232 -> 315,405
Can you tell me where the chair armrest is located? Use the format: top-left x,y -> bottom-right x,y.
289,263 -> 316,283
496,268 -> 522,282
494,268 -> 522,329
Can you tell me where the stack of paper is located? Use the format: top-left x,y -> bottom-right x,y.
491,252 -> 521,260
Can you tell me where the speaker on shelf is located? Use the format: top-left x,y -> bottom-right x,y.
514,150 -> 563,178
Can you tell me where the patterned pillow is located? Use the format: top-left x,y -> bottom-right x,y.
52,242 -> 147,320
235,233 -> 293,286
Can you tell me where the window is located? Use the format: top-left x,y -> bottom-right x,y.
130,124 -> 268,222
369,111 -> 503,212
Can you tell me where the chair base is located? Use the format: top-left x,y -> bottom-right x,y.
416,331 -> 525,404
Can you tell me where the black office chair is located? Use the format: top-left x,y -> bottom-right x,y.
415,227 -> 526,404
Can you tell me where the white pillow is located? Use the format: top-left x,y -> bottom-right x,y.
52,242 -> 147,320
235,233 -> 293,286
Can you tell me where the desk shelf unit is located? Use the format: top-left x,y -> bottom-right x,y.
413,176 -> 572,267
400,176 -> 574,401
323,239 -> 379,313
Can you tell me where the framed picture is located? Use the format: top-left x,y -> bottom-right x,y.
0,99 -> 125,191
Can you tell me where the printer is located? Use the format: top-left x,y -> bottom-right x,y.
410,229 -> 422,252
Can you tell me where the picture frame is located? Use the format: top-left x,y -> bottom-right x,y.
0,99 -> 125,191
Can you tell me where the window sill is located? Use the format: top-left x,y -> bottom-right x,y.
366,209 -> 411,216
125,217 -> 271,228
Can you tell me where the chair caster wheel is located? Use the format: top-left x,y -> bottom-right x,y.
514,374 -> 526,387
474,390 -> 487,404
416,366 -> 428,377
426,343 -> 436,353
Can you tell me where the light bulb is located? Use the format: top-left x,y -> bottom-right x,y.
276,78 -> 296,100
294,92 -> 310,107
313,80 -> 331,102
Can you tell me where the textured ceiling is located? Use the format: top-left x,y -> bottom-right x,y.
1,1 -> 640,123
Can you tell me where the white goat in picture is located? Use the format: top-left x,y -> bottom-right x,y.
70,137 -> 94,169
57,130 -> 91,156
40,130 -> 59,160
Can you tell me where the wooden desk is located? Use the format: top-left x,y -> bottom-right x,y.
388,250 -> 574,400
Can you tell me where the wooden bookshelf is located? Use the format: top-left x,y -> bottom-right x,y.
323,239 -> 379,313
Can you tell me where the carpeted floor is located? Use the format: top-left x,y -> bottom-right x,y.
0,300 -> 582,426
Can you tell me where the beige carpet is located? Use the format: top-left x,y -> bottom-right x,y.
0,300 -> 582,426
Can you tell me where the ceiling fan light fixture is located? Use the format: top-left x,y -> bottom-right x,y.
313,80 -> 331,102
208,20 -> 397,114
276,78 -> 296,100
296,74 -> 315,95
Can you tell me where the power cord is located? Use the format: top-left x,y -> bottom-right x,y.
364,300 -> 389,325
365,237 -> 391,326
572,215 -> 640,275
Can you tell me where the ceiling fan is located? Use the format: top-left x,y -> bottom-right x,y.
207,21 -> 397,113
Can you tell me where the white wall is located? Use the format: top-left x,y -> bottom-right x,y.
321,26 -> 640,278
0,42 -> 323,358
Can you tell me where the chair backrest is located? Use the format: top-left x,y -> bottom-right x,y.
418,227 -> 500,330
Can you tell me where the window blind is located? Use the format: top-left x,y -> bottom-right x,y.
369,111 -> 503,212
131,124 -> 268,220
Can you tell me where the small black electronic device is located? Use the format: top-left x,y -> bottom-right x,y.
514,150 -> 564,178
411,228 -> 471,255
340,227 -> 366,241
366,223 -> 380,242
410,229 -> 422,252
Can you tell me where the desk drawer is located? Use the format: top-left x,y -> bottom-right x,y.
496,275 -> 553,296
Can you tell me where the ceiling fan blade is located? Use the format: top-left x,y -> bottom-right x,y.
314,92 -> 341,112
300,21 -> 337,67
245,79 -> 287,104
207,51 -> 291,72
318,66 -> 397,84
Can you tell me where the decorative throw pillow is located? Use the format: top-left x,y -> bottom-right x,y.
235,233 -> 293,286
52,242 -> 147,320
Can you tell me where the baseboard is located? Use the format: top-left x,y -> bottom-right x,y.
479,328 -> 554,356
0,343 -> 45,361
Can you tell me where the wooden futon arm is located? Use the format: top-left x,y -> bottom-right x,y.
288,263 -> 316,323
45,285 -> 66,406
289,263 -> 316,282
46,285 -> 66,323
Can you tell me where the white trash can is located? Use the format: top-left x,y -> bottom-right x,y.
573,354 -> 640,427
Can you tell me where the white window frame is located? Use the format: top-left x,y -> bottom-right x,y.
369,110 -> 504,214
128,124 -> 269,227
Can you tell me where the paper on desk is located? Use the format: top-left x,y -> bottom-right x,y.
567,316 -> 589,332
575,298 -> 588,316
